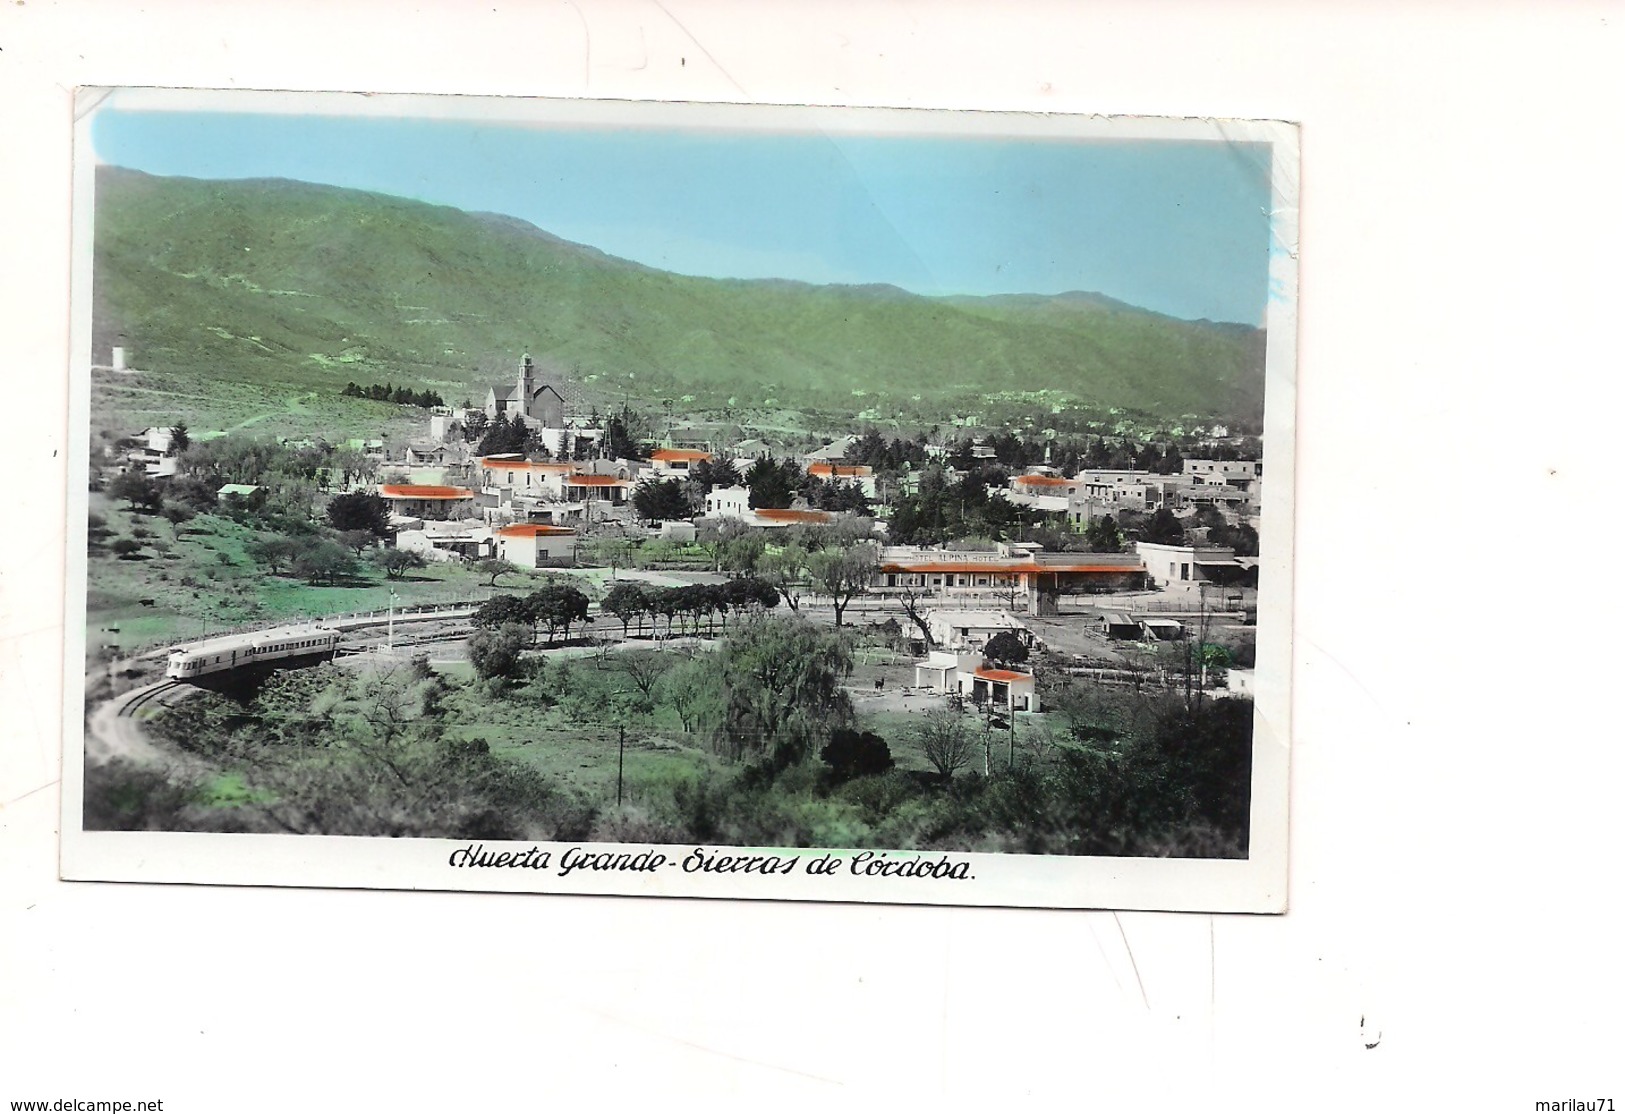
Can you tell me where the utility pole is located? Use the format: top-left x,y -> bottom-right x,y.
612,688 -> 628,807
1195,583 -> 1209,717
388,589 -> 399,651
983,698 -> 992,777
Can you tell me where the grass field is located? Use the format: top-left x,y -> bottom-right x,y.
90,367 -> 429,448
84,495 -> 560,657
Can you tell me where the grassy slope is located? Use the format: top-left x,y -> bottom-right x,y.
94,167 -> 1266,425
85,495 -> 557,657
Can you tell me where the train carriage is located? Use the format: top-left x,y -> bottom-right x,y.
166,624 -> 340,680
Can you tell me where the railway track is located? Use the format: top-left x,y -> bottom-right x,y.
119,679 -> 186,717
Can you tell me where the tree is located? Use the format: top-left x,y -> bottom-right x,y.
632,478 -> 691,523
1208,522 -> 1260,557
897,584 -> 936,648
605,409 -> 648,462
468,622 -> 532,684
983,631 -> 1030,669
819,729 -> 894,784
164,474 -> 220,512
1143,507 -> 1187,546
1083,514 -> 1124,553
161,503 -> 195,540
248,536 -> 301,576
603,581 -> 651,640
528,584 -> 590,644
1148,697 -> 1254,838
477,413 -> 527,456
745,458 -> 799,509
108,471 -> 164,514
722,576 -> 780,621
806,543 -> 879,627
327,446 -> 375,490
338,528 -> 377,557
758,544 -> 809,612
472,595 -> 533,633
688,456 -> 741,493
460,410 -> 489,445
326,491 -> 391,537
169,422 -> 191,454
709,615 -> 855,767
699,519 -> 763,575
658,656 -> 721,734
918,710 -> 976,783
291,538 -> 359,585
377,548 -> 427,580
474,558 -> 519,587
110,538 -> 143,560
590,537 -> 637,580
617,649 -> 672,703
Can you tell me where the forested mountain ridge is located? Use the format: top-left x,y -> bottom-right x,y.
93,167 -> 1266,423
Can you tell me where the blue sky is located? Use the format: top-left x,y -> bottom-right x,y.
92,109 -> 1273,325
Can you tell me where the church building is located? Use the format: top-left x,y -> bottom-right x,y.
485,354 -> 567,427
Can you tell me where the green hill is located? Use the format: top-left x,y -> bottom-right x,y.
92,167 -> 1266,424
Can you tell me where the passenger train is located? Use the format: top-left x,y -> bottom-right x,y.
166,623 -> 341,680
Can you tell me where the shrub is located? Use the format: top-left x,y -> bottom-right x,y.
819,728 -> 895,785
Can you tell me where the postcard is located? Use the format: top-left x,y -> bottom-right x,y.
61,88 -> 1297,911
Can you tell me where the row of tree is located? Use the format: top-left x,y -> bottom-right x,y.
470,584 -> 592,645
599,577 -> 782,641
340,382 -> 445,408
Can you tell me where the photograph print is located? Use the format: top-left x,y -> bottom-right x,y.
62,89 -> 1297,911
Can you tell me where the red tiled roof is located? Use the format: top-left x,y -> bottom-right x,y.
564,474 -> 629,487
480,458 -> 573,471
809,462 -> 873,478
1014,474 -> 1075,487
755,508 -> 834,524
379,485 -> 473,500
881,561 -> 1142,575
496,523 -> 578,538
652,448 -> 712,463
974,667 -> 1033,683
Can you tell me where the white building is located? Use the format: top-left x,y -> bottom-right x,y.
494,522 -> 578,567
1183,459 -> 1262,485
911,651 -> 1040,712
926,609 -> 1030,652
649,448 -> 712,477
705,485 -> 751,519
963,665 -> 1039,712
395,520 -> 492,562
1135,541 -> 1242,587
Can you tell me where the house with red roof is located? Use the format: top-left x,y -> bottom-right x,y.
1008,470 -> 1082,513
648,447 -> 712,478
562,473 -> 630,505
964,664 -> 1039,712
494,522 -> 579,567
872,544 -> 1146,613
807,460 -> 877,499
911,649 -> 1040,712
377,483 -> 476,520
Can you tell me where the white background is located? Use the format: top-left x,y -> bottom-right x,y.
2,2 -> 1621,1108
